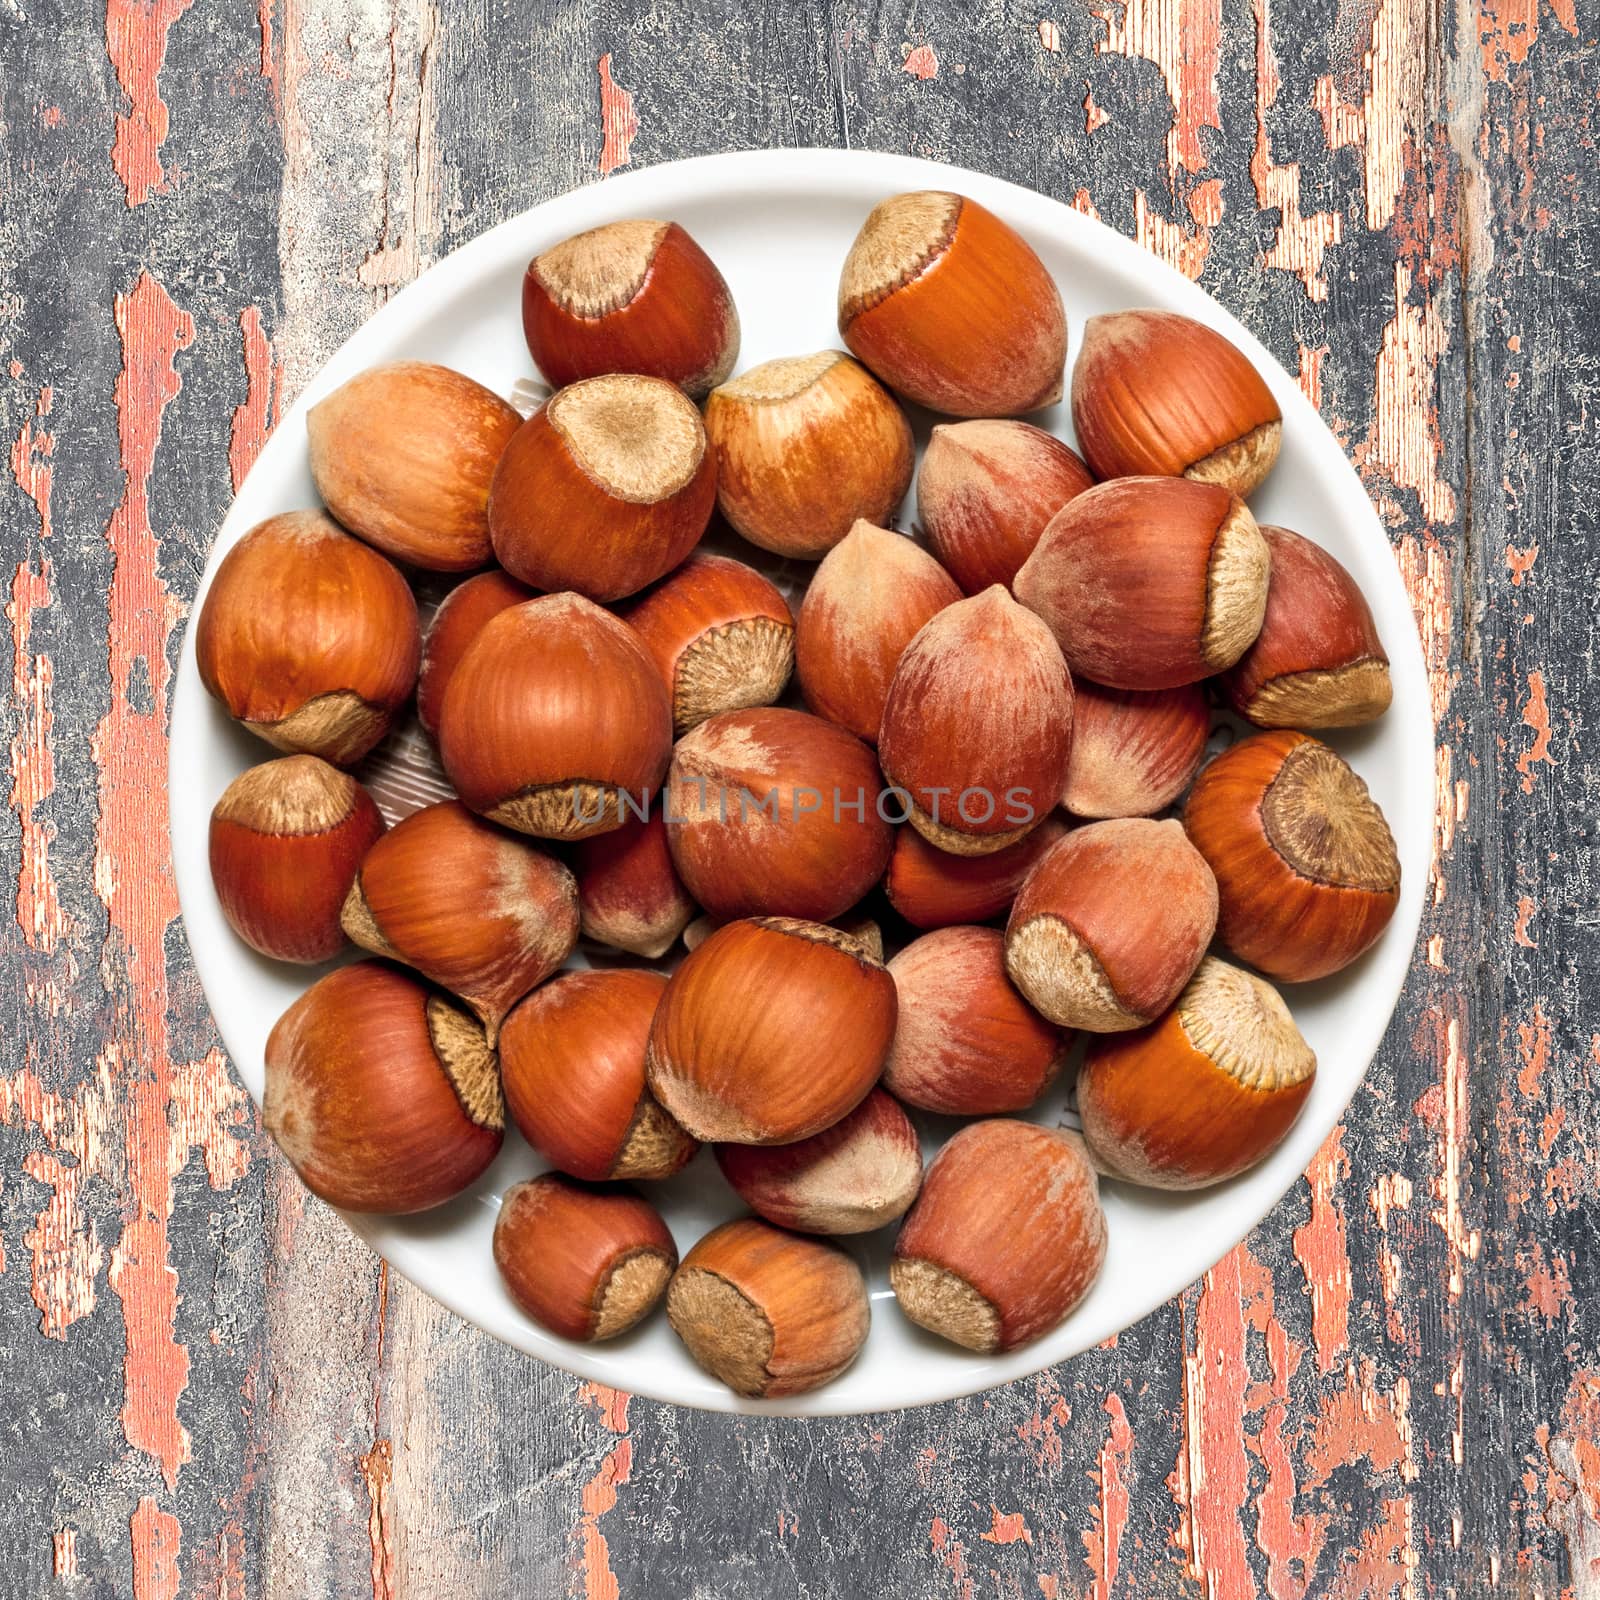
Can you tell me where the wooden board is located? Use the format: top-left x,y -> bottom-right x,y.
0,1 -> 1594,1593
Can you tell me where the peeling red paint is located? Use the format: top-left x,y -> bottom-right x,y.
1292,1127 -> 1353,1372
1134,180 -> 1223,280
1084,1393 -> 1133,1599
1516,670 -> 1555,793
929,1517 -> 975,1600
98,272 -> 196,1489
1512,896 -> 1538,947
1301,1362 -> 1415,1490
1297,344 -> 1329,408
903,42 -> 940,79
1411,1003 -> 1480,1298
597,54 -> 638,176
9,383 -> 54,538
1505,542 -> 1538,584
1094,0 -> 1223,180
228,307 -> 282,494
1357,264 -> 1457,526
1254,1314 -> 1328,1600
8,560 -> 64,955
1016,1372 -> 1074,1469
1315,0 -> 1426,231
130,1497 -> 181,1600
980,1507 -> 1031,1544
1251,0 -> 1341,299
52,1527 -> 77,1577
106,0 -> 197,206
1172,1246 -> 1258,1600
576,1383 -> 633,1600
1542,1371 -> 1600,1584
1084,87 -> 1111,133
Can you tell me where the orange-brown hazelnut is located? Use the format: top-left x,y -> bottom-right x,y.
1005,818 -> 1217,1031
646,917 -> 897,1145
883,815 -> 1069,931
263,962 -> 503,1213
714,1088 -> 922,1235
521,220 -> 739,398
917,420 -> 1095,594
1015,477 -> 1270,690
489,375 -> 716,601
416,569 -> 536,738
209,755 -> 385,963
619,552 -> 794,735
195,511 -> 419,765
664,707 -> 891,922
703,352 -> 914,558
437,593 -> 672,841
1078,957 -> 1316,1188
1071,309 -> 1282,496
838,192 -> 1067,417
306,361 -> 521,571
1221,525 -> 1392,728
884,927 -> 1070,1115
890,1120 -> 1105,1352
1183,730 -> 1399,982
667,1217 -> 870,1396
1061,681 -> 1210,819
500,969 -> 696,1182
878,586 -> 1075,856
494,1174 -> 677,1341
340,800 -> 579,1039
794,520 -> 961,744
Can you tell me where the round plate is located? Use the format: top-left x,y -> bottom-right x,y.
170,149 -> 1430,1415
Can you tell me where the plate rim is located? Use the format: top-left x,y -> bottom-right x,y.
169,146 -> 1431,1417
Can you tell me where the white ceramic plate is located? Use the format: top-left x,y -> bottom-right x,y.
170,149 -> 1430,1416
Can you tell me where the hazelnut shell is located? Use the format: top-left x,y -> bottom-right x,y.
1078,956 -> 1316,1188
890,1120 -> 1106,1352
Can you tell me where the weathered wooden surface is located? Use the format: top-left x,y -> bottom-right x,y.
1,0 -> 1594,1593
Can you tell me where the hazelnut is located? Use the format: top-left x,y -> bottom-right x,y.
1061,681 -> 1210,819
306,361 -> 521,571
884,927 -> 1069,1115
263,962 -> 503,1213
1071,309 -> 1282,496
664,707 -> 892,922
667,1217 -> 869,1396
890,1121 -> 1105,1352
339,799 -> 579,1040
1015,477 -> 1270,690
917,420 -> 1095,594
521,219 -> 739,398
794,520 -> 961,744
437,593 -> 672,840
416,569 -> 535,738
703,352 -> 913,558
195,511 -> 420,765
1078,956 -> 1316,1188
619,552 -> 794,735
883,815 -> 1069,931
878,586 -> 1075,856
714,1088 -> 922,1235
1005,818 -> 1217,1031
1221,525 -> 1392,728
646,917 -> 897,1145
500,970 -> 696,1182
837,192 -> 1067,417
572,805 -> 697,960
1183,730 -> 1399,982
488,375 -> 716,602
494,1174 -> 677,1341
682,912 -> 884,962
209,756 -> 385,964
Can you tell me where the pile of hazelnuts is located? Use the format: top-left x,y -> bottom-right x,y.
198,192 -> 1400,1399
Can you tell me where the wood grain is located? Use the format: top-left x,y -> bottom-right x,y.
1,0 -> 1595,1593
